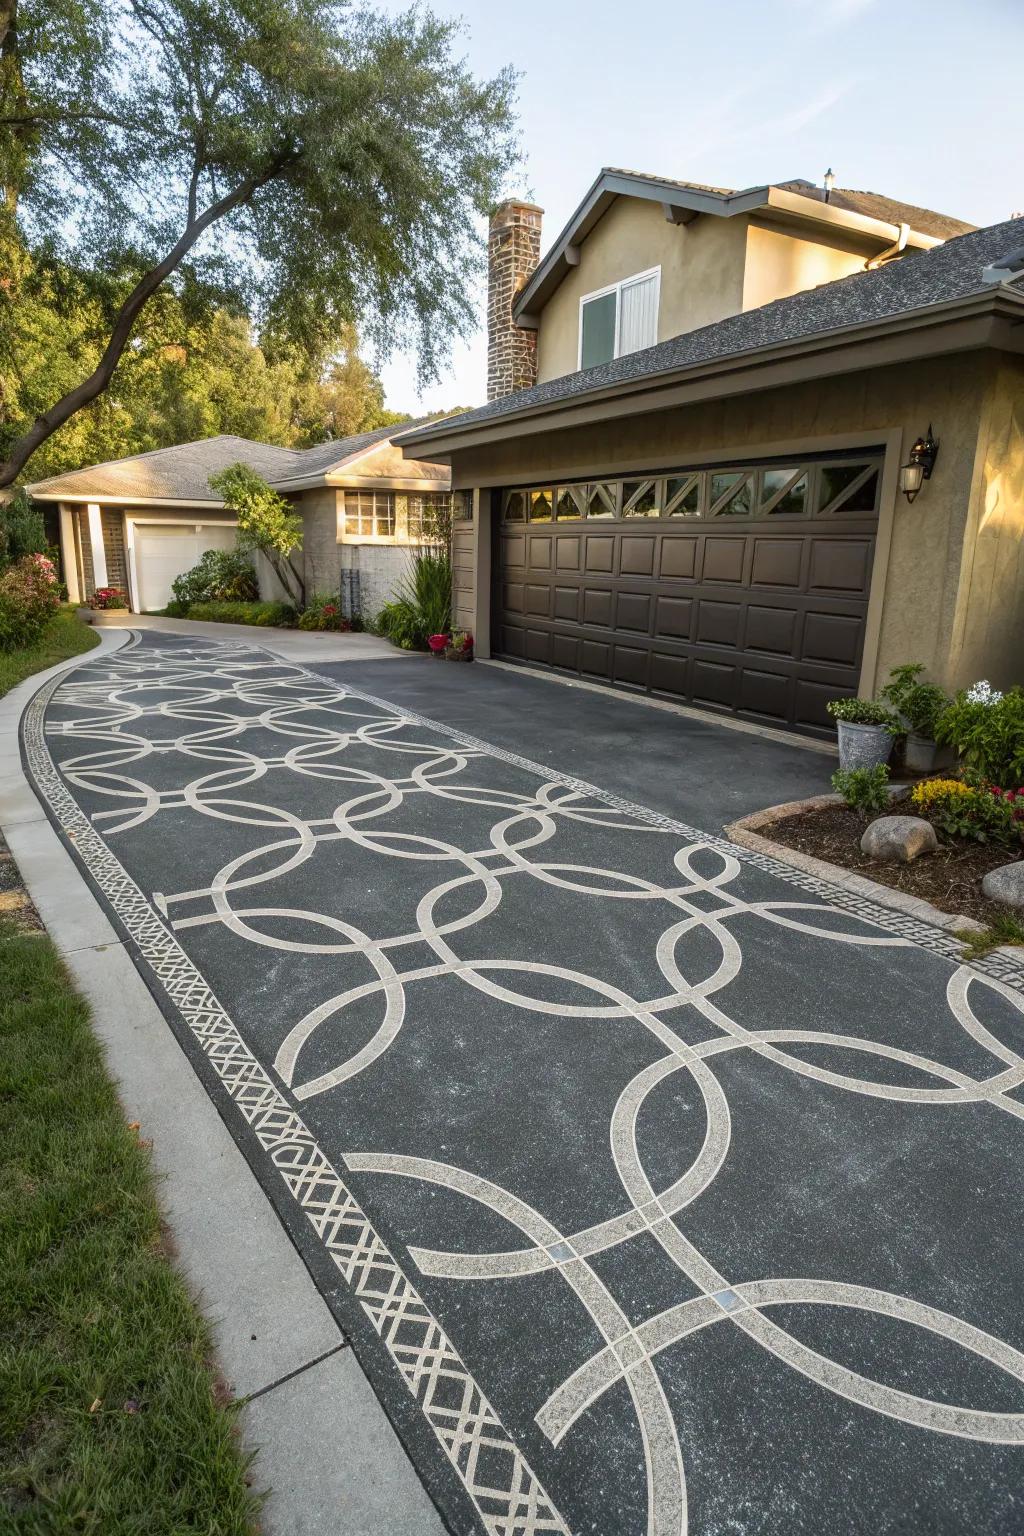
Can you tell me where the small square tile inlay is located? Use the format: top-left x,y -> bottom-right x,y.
713,1287 -> 744,1313
545,1240 -> 576,1264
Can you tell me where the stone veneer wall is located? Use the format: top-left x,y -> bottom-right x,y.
487,200 -> 543,402
76,509 -> 128,600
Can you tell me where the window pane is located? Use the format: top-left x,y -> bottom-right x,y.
503,489 -> 526,522
580,291 -> 617,370
710,473 -> 752,516
556,485 -> 588,521
622,479 -> 660,517
451,492 -> 471,521
375,493 -> 395,536
618,273 -> 658,355
586,483 -> 618,519
762,469 -> 808,517
817,463 -> 878,512
665,476 -> 701,517
529,488 -> 553,522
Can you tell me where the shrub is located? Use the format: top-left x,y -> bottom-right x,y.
934,683 -> 1024,786
910,776 -> 1021,846
831,763 -> 891,818
879,663 -> 948,738
91,586 -> 128,609
170,548 -> 258,607
208,464 -> 304,606
298,592 -> 349,632
0,489 -> 48,570
826,697 -> 900,729
0,554 -> 61,651
186,599 -> 297,627
375,550 -> 451,650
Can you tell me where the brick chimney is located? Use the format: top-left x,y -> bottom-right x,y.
487,199 -> 543,401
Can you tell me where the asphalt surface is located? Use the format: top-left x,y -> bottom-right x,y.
25,633 -> 1024,1536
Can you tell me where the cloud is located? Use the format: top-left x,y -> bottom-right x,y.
683,80 -> 853,164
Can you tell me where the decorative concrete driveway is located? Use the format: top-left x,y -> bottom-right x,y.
24,634 -> 1024,1536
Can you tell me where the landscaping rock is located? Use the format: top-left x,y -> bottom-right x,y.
859,816 -> 938,863
981,861 -> 1024,908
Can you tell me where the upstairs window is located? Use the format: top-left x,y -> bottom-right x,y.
579,268 -> 660,370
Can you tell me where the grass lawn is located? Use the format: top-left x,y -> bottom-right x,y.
0,920 -> 262,1533
0,609 -> 100,699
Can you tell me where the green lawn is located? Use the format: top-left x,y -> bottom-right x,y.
0,921 -> 262,1534
0,609 -> 100,700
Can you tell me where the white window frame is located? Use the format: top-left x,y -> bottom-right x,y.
577,266 -> 661,370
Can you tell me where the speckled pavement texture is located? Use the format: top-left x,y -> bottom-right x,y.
22,632 -> 1024,1536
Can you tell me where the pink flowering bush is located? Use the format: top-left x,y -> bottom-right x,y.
91,586 -> 128,610
0,554 -> 61,651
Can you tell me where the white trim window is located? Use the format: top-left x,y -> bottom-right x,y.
578,267 -> 660,370
343,489 -> 395,537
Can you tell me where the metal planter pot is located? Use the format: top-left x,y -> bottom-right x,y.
836,720 -> 895,771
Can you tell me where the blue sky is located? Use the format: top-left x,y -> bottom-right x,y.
376,0 -> 1023,414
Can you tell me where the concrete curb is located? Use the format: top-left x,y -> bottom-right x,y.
725,792 -> 988,937
0,628 -> 444,1536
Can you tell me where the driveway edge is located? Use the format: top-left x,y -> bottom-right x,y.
0,629 -> 445,1536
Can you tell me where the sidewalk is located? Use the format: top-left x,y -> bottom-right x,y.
85,611 -> 409,665
0,629 -> 445,1536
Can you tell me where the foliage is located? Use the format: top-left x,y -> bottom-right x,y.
956,911 -> 1024,960
297,592 -> 349,632
879,663 -> 949,738
375,550 -> 452,651
0,553 -> 60,650
170,548 -> 258,607
184,599 -> 296,627
909,777 -> 1021,846
0,606 -> 99,696
1,0 -> 519,484
826,697 -> 900,728
209,463 -> 304,604
0,488 -> 48,567
934,683 -> 1024,786
91,585 -> 128,609
831,763 -> 891,818
0,917 -> 262,1531
447,629 -> 473,655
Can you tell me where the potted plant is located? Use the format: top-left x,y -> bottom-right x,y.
444,630 -> 473,663
81,586 -> 130,625
826,697 -> 900,770
879,663 -> 950,773
427,632 -> 450,657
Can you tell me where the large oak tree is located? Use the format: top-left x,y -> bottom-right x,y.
0,0 -> 517,486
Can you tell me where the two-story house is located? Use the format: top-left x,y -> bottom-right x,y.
399,170 -> 1024,734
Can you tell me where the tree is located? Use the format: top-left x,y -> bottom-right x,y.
209,462 -> 304,604
0,0 -> 518,486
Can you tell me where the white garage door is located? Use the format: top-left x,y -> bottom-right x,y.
134,523 -> 238,612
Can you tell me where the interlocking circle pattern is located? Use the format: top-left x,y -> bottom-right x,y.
28,635 -> 1024,1536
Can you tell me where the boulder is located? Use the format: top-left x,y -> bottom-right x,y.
860,816 -> 938,863
981,861 -> 1024,909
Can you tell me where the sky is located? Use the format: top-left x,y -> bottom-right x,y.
374,0 -> 1024,415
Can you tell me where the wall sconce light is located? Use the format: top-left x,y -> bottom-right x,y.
899,426 -> 939,503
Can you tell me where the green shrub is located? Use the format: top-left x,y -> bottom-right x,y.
911,776 -> 1021,846
879,663 -> 948,738
826,697 -> 900,728
297,592 -> 349,631
374,551 -> 451,650
0,554 -> 61,651
0,490 -> 48,570
162,599 -> 191,618
934,682 -> 1024,787
831,763 -> 891,818
186,600 -> 296,627
170,548 -> 258,607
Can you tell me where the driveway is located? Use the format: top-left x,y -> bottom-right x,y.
24,632 -> 1024,1536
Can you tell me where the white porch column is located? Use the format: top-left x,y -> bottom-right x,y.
58,503 -> 81,604
86,502 -> 108,589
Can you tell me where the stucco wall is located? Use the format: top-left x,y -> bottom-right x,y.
446,352 -> 1005,694
534,200 -> 747,384
742,217 -> 878,312
297,486 -> 419,619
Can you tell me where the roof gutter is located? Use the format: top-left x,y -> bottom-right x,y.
398,287 -> 1024,459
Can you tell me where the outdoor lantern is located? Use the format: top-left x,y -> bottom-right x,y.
899,426 -> 939,503
823,167 -> 835,203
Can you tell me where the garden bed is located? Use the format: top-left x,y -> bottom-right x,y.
767,801 -> 1021,925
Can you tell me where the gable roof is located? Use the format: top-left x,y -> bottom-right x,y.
398,218 -> 1024,453
513,168 -> 976,324
27,424 -> 441,503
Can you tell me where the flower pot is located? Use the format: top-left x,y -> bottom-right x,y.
904,732 -> 939,774
86,608 -> 131,626
444,646 -> 473,663
836,719 -> 894,771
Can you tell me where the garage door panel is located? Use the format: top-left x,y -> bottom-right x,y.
613,645 -> 648,687
739,668 -> 792,721
585,537 -> 615,573
500,625 -> 526,658
502,534 -> 527,570
581,639 -> 611,677
651,652 -> 690,698
795,676 -> 849,729
551,633 -> 579,671
807,538 -> 872,593
660,539 -> 697,581
502,582 -> 525,614
750,538 -> 803,588
692,659 -> 737,708
620,537 -> 655,576
615,592 -> 652,633
701,538 -> 746,584
745,604 -> 799,656
525,628 -> 552,664
555,537 -> 581,571
582,588 -> 613,627
524,584 -> 551,617
527,535 -> 552,569
802,610 -> 863,667
553,586 -> 580,622
696,600 -> 742,649
654,595 -> 694,639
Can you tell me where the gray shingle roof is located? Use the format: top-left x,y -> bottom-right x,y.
400,219 -> 1024,443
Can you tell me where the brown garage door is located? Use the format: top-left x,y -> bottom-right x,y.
494,453 -> 882,733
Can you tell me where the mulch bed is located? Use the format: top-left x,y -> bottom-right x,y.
766,802 -> 1022,925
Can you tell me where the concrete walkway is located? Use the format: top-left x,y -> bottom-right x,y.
86,610 -> 408,664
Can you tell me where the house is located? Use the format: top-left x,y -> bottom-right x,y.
397,170 -> 1024,734
28,427 -> 451,616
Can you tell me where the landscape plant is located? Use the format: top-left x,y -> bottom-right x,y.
376,551 -> 452,651
879,663 -> 948,738
170,549 -> 258,608
0,489 -> 48,568
0,553 -> 60,651
934,682 -> 1024,786
183,599 -> 296,627
297,592 -> 349,632
91,586 -> 128,610
831,764 -> 891,819
826,698 -> 901,728
208,465 -> 304,605
909,777 -> 1022,847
